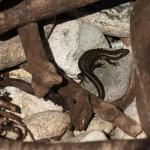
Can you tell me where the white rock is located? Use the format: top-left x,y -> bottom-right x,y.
63,130 -> 107,143
0,36 -> 25,70
111,40 -> 124,49
49,20 -> 109,77
5,87 -> 63,118
111,99 -> 147,139
87,115 -> 114,134
24,111 -> 70,141
137,131 -> 147,139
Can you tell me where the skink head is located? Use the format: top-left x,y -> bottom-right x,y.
117,49 -> 129,58
102,48 -> 129,60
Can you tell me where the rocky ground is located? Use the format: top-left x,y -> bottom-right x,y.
0,1 -> 147,143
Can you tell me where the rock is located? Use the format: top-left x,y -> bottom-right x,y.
0,23 -> 54,71
24,111 -> 70,141
0,35 -> 25,70
87,115 -> 114,134
44,22 -> 55,40
9,68 -> 32,83
111,99 -> 147,139
76,2 -> 133,37
137,131 -> 147,139
5,87 -> 63,118
49,20 -> 109,77
63,130 -> 107,143
61,130 -> 74,141
111,40 -> 124,49
72,3 -> 133,100
0,124 -> 26,140
80,47 -> 132,101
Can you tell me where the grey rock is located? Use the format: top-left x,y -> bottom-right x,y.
76,2 -> 133,37
24,111 -> 70,141
80,47 -> 133,101
63,130 -> 107,143
49,20 -> 109,77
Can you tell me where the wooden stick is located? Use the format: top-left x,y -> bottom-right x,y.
0,138 -> 150,150
0,0 -> 100,35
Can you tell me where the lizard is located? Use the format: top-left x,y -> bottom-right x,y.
78,48 -> 129,99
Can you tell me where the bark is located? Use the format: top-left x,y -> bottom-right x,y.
0,138 -> 150,150
131,0 -> 150,136
18,23 -> 62,98
0,0 -> 100,35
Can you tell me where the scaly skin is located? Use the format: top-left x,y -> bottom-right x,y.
78,48 -> 129,99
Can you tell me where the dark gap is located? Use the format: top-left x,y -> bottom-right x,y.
0,0 -> 23,11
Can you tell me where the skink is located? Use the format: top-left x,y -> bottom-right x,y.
78,48 -> 129,99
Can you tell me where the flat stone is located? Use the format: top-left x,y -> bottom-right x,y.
24,111 -> 70,141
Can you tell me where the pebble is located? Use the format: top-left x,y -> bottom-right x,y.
87,115 -> 114,134
80,47 -> 133,101
63,130 -> 107,143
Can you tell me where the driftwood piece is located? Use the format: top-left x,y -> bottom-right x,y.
131,0 -> 150,136
0,0 -> 100,36
0,0 -> 149,148
58,76 -> 141,137
0,70 -> 140,137
17,22 -> 62,98
0,138 -> 150,150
